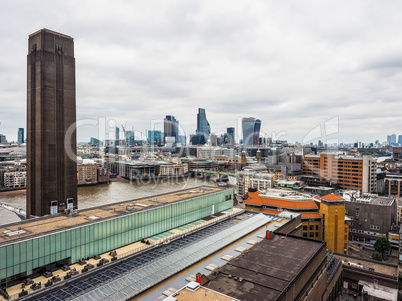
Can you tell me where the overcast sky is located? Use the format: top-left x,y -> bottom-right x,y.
1,0 -> 401,144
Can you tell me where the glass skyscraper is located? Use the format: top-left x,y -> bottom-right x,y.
242,117 -> 262,146
227,127 -> 235,145
253,119 -> 261,146
148,130 -> 162,146
18,128 -> 24,145
242,117 -> 255,146
196,108 -> 210,145
164,115 -> 179,143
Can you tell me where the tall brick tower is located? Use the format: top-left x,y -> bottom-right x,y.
27,29 -> 77,217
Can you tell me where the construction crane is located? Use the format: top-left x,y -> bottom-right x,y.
121,121 -> 127,146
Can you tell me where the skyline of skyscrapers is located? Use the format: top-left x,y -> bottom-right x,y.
27,29 -> 77,217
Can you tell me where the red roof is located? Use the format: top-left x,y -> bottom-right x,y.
320,194 -> 345,202
260,208 -> 282,215
301,212 -> 322,219
245,192 -> 318,210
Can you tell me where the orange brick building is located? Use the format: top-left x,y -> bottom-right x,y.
245,191 -> 348,254
302,154 -> 375,193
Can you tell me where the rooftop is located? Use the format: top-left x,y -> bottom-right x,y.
0,186 -> 225,245
335,254 -> 398,277
206,234 -> 325,301
303,154 -> 363,161
246,191 -> 318,210
173,284 -> 240,301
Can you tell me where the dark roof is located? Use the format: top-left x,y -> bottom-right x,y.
206,234 -> 325,301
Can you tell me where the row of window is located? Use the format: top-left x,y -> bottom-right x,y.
349,228 -> 381,236
302,225 -> 319,231
302,232 -> 320,238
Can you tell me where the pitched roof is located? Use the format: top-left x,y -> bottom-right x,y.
260,208 -> 282,215
320,194 -> 345,202
301,212 -> 322,219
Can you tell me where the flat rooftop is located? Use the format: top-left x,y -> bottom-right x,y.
258,189 -> 313,200
304,154 -> 363,160
174,285 -> 239,301
0,186 -> 226,245
351,195 -> 395,206
335,254 -> 398,277
206,234 -> 325,301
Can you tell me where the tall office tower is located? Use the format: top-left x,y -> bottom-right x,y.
227,127 -> 235,145
148,130 -> 162,146
115,127 -> 120,146
242,117 -> 256,146
398,135 -> 402,146
27,29 -> 77,217
164,115 -> 179,143
391,134 -> 396,144
18,128 -> 24,145
196,108 -> 210,145
253,119 -> 261,146
387,134 -> 396,145
125,131 -> 135,146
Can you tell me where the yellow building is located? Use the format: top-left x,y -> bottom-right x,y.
318,194 -> 348,254
244,191 -> 322,239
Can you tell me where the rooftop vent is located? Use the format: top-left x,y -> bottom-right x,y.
186,281 -> 200,291
4,229 -> 26,237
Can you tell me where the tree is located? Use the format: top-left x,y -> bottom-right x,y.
371,251 -> 382,261
374,237 -> 391,260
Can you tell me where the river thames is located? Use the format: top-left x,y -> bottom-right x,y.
0,176 -> 217,211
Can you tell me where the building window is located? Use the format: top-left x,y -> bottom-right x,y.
315,225 -> 319,230
309,225 -> 314,231
309,232 -> 314,237
303,225 -> 307,231
303,233 -> 307,237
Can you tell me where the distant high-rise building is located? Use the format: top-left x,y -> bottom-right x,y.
398,135 -> 402,145
18,128 -> 24,145
178,135 -> 186,146
196,108 -> 210,145
242,117 -> 255,146
242,117 -> 261,146
227,127 -> 235,145
164,115 -> 179,143
27,29 -> 77,217
125,131 -> 135,146
253,119 -> 261,146
115,127 -> 120,146
148,130 -> 162,146
90,137 -> 100,146
0,134 -> 7,144
387,134 -> 396,145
